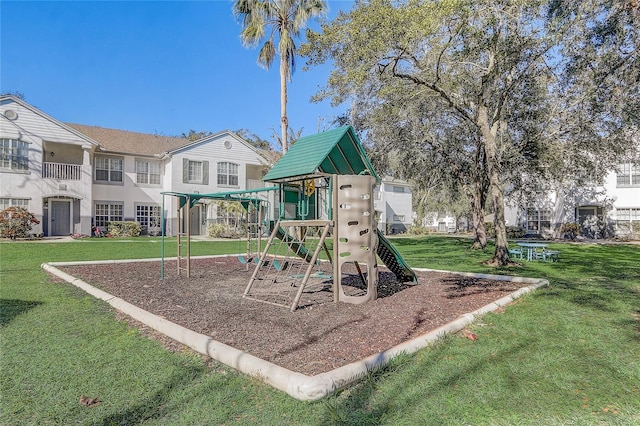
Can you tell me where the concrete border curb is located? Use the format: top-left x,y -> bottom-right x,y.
42,259 -> 548,401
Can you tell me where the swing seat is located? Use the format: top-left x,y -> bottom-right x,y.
238,255 -> 254,265
273,260 -> 289,272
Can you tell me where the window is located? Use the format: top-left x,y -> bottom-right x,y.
393,214 -> 405,222
217,162 -> 239,186
94,203 -> 123,227
136,204 -> 161,233
527,208 -> 551,232
615,208 -> 640,235
182,159 -> 209,184
95,156 -> 123,183
189,161 -> 203,182
135,159 -> 161,185
0,139 -> 29,171
617,162 -> 640,186
0,198 -> 29,210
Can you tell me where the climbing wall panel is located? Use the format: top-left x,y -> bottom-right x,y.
334,174 -> 378,304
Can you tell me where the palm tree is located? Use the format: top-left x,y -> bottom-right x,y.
233,0 -> 327,153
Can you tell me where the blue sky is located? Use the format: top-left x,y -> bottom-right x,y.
1,0 -> 353,147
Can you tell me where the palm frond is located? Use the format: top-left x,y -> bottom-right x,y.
258,39 -> 276,69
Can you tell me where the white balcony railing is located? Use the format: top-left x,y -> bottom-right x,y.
42,162 -> 82,180
247,179 -> 267,190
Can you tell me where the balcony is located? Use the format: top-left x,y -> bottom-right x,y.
42,162 -> 82,180
247,179 -> 269,190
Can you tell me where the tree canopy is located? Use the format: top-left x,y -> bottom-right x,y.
302,0 -> 638,265
303,0 -> 562,265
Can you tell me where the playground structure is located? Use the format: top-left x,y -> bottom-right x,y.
161,126 -> 417,310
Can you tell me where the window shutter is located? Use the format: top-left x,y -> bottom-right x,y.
183,158 -> 189,183
203,161 -> 209,185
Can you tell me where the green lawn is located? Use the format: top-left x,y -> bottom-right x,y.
1,236 -> 639,425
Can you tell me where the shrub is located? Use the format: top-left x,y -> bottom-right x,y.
207,222 -> 242,238
406,226 -> 431,235
580,216 -> 615,240
560,222 -> 581,240
506,226 -> 526,239
107,221 -> 141,237
0,207 -> 40,240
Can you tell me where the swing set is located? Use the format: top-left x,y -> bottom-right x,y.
160,186 -> 278,278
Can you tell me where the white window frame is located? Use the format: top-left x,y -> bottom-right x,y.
135,204 -> 162,233
526,208 -> 551,232
0,138 -> 29,171
217,162 -> 239,186
0,198 -> 30,210
615,208 -> 640,223
95,155 -> 124,184
94,202 -> 124,228
615,207 -> 640,235
135,159 -> 161,185
188,160 -> 203,183
617,162 -> 640,187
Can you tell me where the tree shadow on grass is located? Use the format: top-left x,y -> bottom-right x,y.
0,299 -> 43,326
91,364 -> 205,426
318,336 -> 535,425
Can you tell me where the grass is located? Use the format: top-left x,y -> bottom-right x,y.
1,235 -> 639,425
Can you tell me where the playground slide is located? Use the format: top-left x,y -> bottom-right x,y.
376,230 -> 418,283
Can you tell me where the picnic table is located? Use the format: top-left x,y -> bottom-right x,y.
514,242 -> 560,262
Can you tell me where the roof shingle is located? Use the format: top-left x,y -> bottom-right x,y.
66,123 -> 189,156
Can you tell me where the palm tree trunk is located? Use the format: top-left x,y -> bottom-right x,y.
280,56 -> 289,153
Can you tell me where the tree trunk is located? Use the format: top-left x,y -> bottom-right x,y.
478,106 -> 511,266
466,182 -> 487,249
280,56 -> 289,153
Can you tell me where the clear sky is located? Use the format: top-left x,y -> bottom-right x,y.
1,0 -> 353,147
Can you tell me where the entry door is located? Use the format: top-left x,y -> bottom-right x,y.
189,205 -> 201,236
50,201 -> 71,236
578,207 -> 597,224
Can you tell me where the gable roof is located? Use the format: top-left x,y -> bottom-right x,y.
66,123 -> 188,157
262,126 -> 380,183
0,95 -> 99,147
167,130 -> 267,160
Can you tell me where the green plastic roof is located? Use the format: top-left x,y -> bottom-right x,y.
262,126 -> 380,183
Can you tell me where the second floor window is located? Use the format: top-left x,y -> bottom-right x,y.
0,138 -> 28,171
182,159 -> 209,184
95,156 -> 123,183
135,160 -> 161,185
189,161 -> 203,182
217,162 -> 238,186
617,162 -> 640,186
